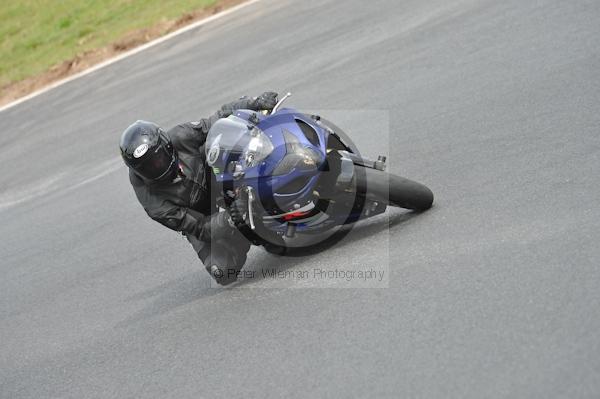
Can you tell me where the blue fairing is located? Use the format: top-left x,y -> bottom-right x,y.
209,108 -> 328,213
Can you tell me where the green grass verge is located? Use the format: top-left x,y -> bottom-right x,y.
0,0 -> 219,88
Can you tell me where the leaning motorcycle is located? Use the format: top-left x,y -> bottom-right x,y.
205,93 -> 434,259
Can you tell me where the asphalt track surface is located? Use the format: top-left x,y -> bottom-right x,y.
2,0 -> 600,397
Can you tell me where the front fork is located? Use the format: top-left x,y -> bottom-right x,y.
245,186 -> 256,231
221,185 -> 283,247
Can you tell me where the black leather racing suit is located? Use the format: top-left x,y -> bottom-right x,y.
129,97 -> 260,270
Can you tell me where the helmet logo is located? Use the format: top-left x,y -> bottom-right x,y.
133,143 -> 149,158
207,145 -> 220,165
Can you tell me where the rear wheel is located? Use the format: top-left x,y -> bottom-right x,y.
354,165 -> 434,211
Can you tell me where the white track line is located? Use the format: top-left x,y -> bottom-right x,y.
0,0 -> 261,114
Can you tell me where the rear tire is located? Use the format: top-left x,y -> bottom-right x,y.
354,165 -> 434,211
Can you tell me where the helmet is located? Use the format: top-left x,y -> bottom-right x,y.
119,120 -> 178,182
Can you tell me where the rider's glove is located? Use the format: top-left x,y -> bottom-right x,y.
253,91 -> 278,111
229,197 -> 248,227
199,211 -> 235,241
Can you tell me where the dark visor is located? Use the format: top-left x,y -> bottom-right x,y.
134,144 -> 175,180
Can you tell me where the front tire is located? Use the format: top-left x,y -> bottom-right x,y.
354,165 -> 434,211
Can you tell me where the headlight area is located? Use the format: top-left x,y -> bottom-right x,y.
241,128 -> 274,169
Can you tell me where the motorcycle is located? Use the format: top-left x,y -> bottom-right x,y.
205,93 -> 434,254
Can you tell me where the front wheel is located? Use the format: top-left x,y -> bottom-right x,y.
354,165 -> 434,211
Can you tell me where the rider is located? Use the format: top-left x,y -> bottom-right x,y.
119,92 -> 279,285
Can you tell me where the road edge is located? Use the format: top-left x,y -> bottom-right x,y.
0,0 -> 261,114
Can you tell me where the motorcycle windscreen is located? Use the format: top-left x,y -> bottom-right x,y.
205,116 -> 251,167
